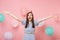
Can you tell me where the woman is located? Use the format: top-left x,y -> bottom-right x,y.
4,10 -> 55,40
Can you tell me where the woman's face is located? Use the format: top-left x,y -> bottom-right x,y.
28,13 -> 33,21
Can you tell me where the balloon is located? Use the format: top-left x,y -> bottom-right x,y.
21,8 -> 31,13
38,21 -> 45,27
45,26 -> 54,36
21,8 -> 32,18
4,32 -> 13,40
0,13 -> 5,22
11,19 -> 19,28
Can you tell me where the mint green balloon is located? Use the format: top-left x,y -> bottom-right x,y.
0,14 -> 5,22
45,26 -> 54,36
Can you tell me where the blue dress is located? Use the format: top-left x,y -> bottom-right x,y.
21,19 -> 38,40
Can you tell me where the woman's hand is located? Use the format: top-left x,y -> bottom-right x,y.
3,10 -> 11,15
53,16 -> 58,18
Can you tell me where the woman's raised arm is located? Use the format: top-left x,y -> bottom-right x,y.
3,10 -> 23,22
37,16 -> 57,24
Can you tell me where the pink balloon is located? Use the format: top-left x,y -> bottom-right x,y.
20,8 -> 32,18
11,19 -> 19,28
22,8 -> 31,13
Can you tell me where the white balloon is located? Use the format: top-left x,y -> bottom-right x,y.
11,19 -> 19,28
4,32 -> 13,40
38,21 -> 45,27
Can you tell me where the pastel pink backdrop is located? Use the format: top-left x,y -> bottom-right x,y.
0,0 -> 60,40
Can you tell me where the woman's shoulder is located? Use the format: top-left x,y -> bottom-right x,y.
34,20 -> 38,26
21,19 -> 26,25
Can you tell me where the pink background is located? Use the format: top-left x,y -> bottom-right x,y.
0,0 -> 60,40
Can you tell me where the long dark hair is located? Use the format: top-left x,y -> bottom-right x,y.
25,11 -> 35,28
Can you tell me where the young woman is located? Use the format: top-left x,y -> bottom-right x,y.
4,10 -> 55,40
